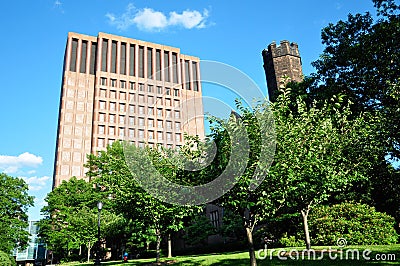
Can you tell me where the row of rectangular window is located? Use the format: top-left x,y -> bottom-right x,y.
98,90 -> 180,106
98,119 -> 181,130
98,139 -> 181,150
99,78 -> 181,96
98,102 -> 181,118
97,127 -> 181,141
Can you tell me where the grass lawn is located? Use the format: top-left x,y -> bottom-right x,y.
61,245 -> 400,265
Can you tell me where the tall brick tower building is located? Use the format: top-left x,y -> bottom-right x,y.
262,40 -> 303,101
53,32 -> 204,187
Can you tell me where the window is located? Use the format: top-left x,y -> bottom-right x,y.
148,96 -> 154,104
167,132 -> 172,141
129,116 -> 134,126
166,121 -> 172,130
193,62 -> 199,91
110,90 -> 116,99
109,127 -> 115,135
147,48 -> 153,79
119,115 -> 125,125
166,110 -> 171,118
139,106 -> 144,115
166,87 -> 171,95
172,53 -> 178,83
164,51 -> 170,82
174,100 -> 180,107
166,99 -> 171,106
129,129 -> 134,138
138,130 -> 144,139
110,102 -> 116,111
147,107 -> 153,115
175,133 -> 181,142
99,113 -> 105,122
157,97 -> 163,105
139,142 -> 145,148
129,82 -> 135,90
111,41 -> 117,73
157,86 -> 162,94
210,211 -> 220,228
148,119 -> 154,128
99,101 -> 106,109
90,42 -> 97,75
148,85 -> 153,93
100,89 -> 106,97
148,131 -> 154,140
98,125 -> 105,134
120,92 -> 126,100
120,81 -> 126,89
175,111 -> 180,119
157,108 -> 163,117
129,44 -> 135,76
109,114 -> 115,123
120,103 -> 125,112
100,77 -> 107,86
174,89 -> 179,97
98,138 -> 104,148
185,60 -> 191,90
157,132 -> 163,140
80,41 -> 87,73
119,128 -> 124,138
101,39 -> 108,72
111,79 -> 117,87
139,95 -> 144,102
138,83 -> 144,91
120,43 -> 126,75
175,122 -> 181,131
157,120 -> 163,128
108,139 -> 115,145
70,38 -> 78,72
139,118 -> 145,126
156,49 -> 161,81
139,46 -> 144,78
129,105 -> 135,113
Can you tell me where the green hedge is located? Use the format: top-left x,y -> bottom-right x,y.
308,202 -> 399,245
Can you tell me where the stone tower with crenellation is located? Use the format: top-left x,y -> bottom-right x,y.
262,40 -> 303,101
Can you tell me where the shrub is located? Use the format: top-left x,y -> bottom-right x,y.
308,202 -> 399,245
278,233 -> 304,247
0,251 -> 16,266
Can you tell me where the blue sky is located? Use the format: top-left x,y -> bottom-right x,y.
0,1 -> 377,220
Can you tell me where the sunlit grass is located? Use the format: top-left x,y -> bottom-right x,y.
61,244 -> 400,265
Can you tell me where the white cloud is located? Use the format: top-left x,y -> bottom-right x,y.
22,176 -> 51,191
169,9 -> 209,29
0,152 -> 43,174
133,8 -> 168,31
106,4 -> 211,32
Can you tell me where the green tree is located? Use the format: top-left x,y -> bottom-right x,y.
269,87 -> 379,250
0,173 -> 34,253
86,142 -> 200,263
205,100 -> 280,266
310,0 -> 400,160
39,177 -> 120,260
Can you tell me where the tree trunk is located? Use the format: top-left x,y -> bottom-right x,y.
87,241 -> 91,263
245,227 -> 257,266
79,245 -> 82,256
301,207 -> 311,250
167,233 -> 172,258
156,230 -> 161,263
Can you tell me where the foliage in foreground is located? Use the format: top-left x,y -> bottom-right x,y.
0,173 -> 34,254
